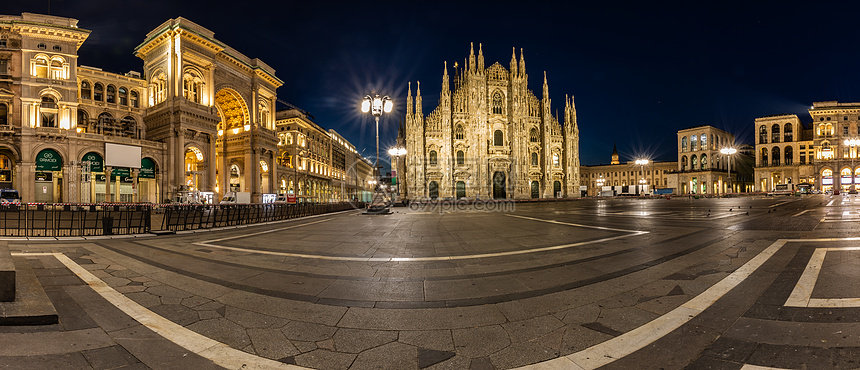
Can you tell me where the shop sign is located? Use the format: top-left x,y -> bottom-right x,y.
35,172 -> 53,182
0,170 -> 10,182
823,176 -> 833,185
35,149 -> 62,171
82,152 -> 104,173
96,174 -> 134,183
139,158 -> 156,179
110,167 -> 130,177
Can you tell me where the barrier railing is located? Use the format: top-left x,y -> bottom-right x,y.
0,204 -> 151,237
161,202 -> 361,231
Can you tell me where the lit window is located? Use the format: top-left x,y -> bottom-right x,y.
33,57 -> 48,78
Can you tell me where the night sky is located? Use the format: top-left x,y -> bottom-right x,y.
9,1 -> 860,167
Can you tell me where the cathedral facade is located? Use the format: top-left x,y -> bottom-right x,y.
401,44 -> 580,200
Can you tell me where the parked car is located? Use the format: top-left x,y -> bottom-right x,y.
0,189 -> 21,205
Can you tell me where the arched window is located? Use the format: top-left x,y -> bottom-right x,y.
681,136 -> 687,152
456,150 -> 464,165
50,58 -> 64,79
553,153 -> 560,167
94,83 -> 104,101
152,73 -> 167,105
530,127 -> 539,143
531,152 -> 538,166
454,124 -> 464,140
493,130 -> 503,146
130,91 -> 139,108
691,135 -> 698,150
681,155 -> 687,171
33,56 -> 48,78
785,146 -> 793,165
106,85 -> 116,104
691,155 -> 698,169
700,154 -> 707,170
77,109 -> 88,132
429,150 -> 437,165
492,91 -> 503,115
40,96 -> 58,127
771,124 -> 780,143
761,147 -> 768,166
0,103 -> 7,125
701,134 -> 707,149
772,146 -> 780,166
759,125 -> 767,144
183,71 -> 204,103
118,87 -> 128,105
710,134 -> 714,150
121,116 -> 137,138
81,81 -> 91,100
784,123 -> 793,142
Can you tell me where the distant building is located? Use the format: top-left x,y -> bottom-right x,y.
580,149 -> 676,196
401,44 -> 580,200
676,125 -> 741,194
755,101 -> 860,193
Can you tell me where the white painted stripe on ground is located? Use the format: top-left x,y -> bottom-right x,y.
506,214 -> 648,234
741,365 -> 791,370
193,214 -> 648,262
792,210 -> 810,217
12,252 -> 307,370
827,200 -> 835,206
786,246 -> 860,308
768,200 -> 794,208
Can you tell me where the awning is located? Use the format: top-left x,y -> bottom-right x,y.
82,152 -> 103,172
139,157 -> 156,179
35,149 -> 62,171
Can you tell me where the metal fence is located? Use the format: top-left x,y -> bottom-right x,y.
161,202 -> 360,231
0,204 -> 151,237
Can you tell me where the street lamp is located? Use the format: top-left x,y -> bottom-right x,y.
388,146 -> 407,204
720,147 -> 737,194
361,94 -> 393,214
845,138 -> 859,193
635,159 -> 649,195
361,94 -> 393,175
596,176 -> 605,196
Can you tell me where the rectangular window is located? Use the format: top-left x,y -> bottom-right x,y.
845,126 -> 849,135
800,155 -> 806,164
0,59 -> 7,75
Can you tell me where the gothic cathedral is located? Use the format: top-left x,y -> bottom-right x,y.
401,44 -> 580,200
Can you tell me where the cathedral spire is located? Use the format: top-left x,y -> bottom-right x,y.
469,42 -> 476,73
415,81 -> 422,119
478,43 -> 484,71
406,81 -> 413,119
519,48 -> 526,76
542,71 -> 549,102
510,47 -> 518,76
441,61 -> 450,106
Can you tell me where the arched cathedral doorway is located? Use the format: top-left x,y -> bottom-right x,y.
493,172 -> 506,199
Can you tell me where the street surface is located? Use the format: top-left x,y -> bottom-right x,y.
2,194 -> 860,369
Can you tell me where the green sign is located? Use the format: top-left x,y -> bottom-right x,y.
82,152 -> 104,173
139,158 -> 155,179
96,174 -> 134,183
110,167 -> 130,177
35,149 -> 62,171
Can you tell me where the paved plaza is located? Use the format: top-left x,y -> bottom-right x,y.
2,195 -> 860,369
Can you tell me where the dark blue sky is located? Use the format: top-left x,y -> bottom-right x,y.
10,1 -> 860,165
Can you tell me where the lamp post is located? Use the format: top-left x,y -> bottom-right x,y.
361,94 -> 393,213
635,159 -> 649,195
596,176 -> 605,196
720,147 -> 737,194
845,138 -> 860,193
388,146 -> 406,204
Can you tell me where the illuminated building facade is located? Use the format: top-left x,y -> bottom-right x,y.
753,114 -> 815,192
756,102 -> 860,193
402,44 -> 580,200
0,13 -> 371,203
580,148 -> 676,196
676,125 -> 738,194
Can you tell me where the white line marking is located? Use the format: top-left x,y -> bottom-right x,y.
193,214 -> 648,262
741,365 -> 791,370
792,210 -> 810,217
786,246 -> 860,308
768,200 -> 793,208
519,237 -> 860,369
827,200 -> 835,206
11,252 -> 307,370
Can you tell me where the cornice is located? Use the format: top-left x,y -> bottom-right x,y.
1,22 -> 90,49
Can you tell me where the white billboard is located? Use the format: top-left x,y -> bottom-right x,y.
105,143 -> 141,168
